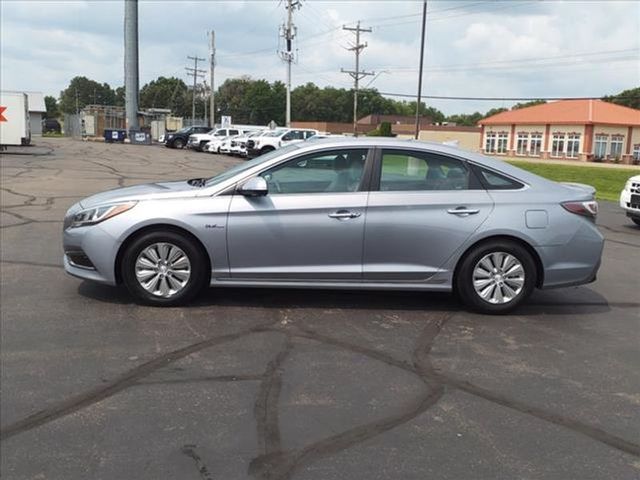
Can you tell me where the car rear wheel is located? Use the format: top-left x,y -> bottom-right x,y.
455,240 -> 536,314
121,231 -> 209,306
173,138 -> 185,149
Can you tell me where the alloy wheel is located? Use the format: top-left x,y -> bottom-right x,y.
472,252 -> 525,304
135,242 -> 191,298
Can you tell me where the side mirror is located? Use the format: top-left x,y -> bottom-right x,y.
238,177 -> 268,196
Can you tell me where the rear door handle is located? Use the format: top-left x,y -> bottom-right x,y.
328,210 -> 361,219
447,207 -> 480,216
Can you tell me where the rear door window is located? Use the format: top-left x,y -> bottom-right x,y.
378,149 -> 475,191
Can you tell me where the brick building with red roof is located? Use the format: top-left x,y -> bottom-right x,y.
478,99 -> 640,164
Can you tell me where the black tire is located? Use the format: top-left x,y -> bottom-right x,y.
455,240 -> 536,314
173,138 -> 185,149
632,218 -> 640,226
260,146 -> 275,155
121,230 -> 209,306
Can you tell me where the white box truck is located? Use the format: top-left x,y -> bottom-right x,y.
0,91 -> 31,148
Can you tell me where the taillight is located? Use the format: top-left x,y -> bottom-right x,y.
562,200 -> 598,219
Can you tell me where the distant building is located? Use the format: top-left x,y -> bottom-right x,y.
479,99 -> 640,163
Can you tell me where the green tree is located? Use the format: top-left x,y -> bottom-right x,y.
44,96 -> 59,119
512,99 -> 546,110
446,112 -> 484,126
603,87 -> 640,110
483,107 -> 509,118
114,86 -> 125,107
140,77 -> 189,113
59,76 -> 117,113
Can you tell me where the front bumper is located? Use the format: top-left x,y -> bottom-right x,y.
620,189 -> 640,219
63,224 -> 121,285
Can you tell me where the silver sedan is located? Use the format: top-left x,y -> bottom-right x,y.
63,138 -> 603,314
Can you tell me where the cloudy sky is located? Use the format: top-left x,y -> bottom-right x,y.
1,0 -> 639,114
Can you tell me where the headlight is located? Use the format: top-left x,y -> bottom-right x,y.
70,202 -> 137,228
624,179 -> 633,191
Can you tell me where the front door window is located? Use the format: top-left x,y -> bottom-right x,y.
260,149 -> 368,194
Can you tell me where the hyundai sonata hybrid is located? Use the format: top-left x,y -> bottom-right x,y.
63,138 -> 603,314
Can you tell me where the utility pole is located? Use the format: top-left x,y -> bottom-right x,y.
341,21 -> 374,137
280,0 -> 301,127
209,30 -> 216,128
202,80 -> 208,126
414,0 -> 427,140
124,0 -> 139,130
186,55 -> 206,125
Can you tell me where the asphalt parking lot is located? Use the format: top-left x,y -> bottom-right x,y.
1,137 -> 639,479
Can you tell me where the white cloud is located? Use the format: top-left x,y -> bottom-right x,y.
1,0 -> 638,115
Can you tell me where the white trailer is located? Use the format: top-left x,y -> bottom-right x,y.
0,91 -> 31,148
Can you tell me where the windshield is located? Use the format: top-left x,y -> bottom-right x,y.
205,143 -> 301,187
176,127 -> 191,134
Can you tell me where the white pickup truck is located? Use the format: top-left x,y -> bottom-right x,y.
246,128 -> 318,158
188,127 -> 243,152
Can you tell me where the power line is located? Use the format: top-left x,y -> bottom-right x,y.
186,55 -> 206,123
341,21 -> 374,136
377,93 -> 640,101
370,47 -> 640,73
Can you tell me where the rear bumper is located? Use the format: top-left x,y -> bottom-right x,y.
536,221 -> 604,289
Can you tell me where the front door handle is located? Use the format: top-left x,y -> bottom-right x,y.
328,210 -> 361,220
447,207 -> 480,216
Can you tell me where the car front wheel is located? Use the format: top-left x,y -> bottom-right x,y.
121,231 -> 209,306
455,240 -> 536,314
173,138 -> 185,149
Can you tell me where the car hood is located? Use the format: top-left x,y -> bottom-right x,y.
190,133 -> 213,140
79,180 -> 204,208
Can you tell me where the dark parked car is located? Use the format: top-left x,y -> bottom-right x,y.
164,126 -> 210,149
42,118 -> 61,134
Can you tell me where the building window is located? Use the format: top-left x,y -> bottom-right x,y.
529,133 -> 542,156
610,135 -> 624,160
485,132 -> 496,153
566,134 -> 581,158
496,132 -> 508,154
594,135 -> 608,159
633,144 -> 640,163
516,133 -> 528,155
551,133 -> 565,158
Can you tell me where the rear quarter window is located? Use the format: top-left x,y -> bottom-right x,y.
474,166 -> 525,190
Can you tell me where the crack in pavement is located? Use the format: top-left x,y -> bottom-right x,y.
0,259 -> 63,269
248,311 -> 639,479
181,444 -> 214,480
0,321 -> 279,441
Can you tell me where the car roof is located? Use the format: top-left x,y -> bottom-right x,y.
295,137 -> 557,187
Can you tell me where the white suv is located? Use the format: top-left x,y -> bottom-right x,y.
246,128 -> 318,158
188,127 -> 242,152
620,175 -> 640,226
